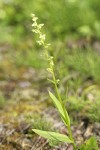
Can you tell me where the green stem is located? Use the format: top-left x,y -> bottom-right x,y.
68,125 -> 76,150
52,68 -> 62,104
45,47 -> 76,149
52,67 -> 76,149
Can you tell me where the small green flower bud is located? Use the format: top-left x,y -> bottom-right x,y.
32,29 -> 39,34
32,22 -> 37,27
47,68 -> 53,73
37,40 -> 42,45
50,60 -> 54,67
31,14 -> 35,17
38,24 -> 44,29
39,34 -> 46,41
32,17 -> 38,21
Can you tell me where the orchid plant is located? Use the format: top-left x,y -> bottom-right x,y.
31,14 -> 98,150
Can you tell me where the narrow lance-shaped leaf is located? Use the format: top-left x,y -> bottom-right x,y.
49,91 -> 70,126
32,129 -> 73,143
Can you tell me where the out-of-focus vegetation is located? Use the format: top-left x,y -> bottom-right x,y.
0,1 -> 100,148
0,0 -> 100,119
0,92 -> 6,107
0,0 -> 100,121
1,0 -> 100,43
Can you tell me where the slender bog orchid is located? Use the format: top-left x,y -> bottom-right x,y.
31,14 -> 98,150
31,13 -> 76,149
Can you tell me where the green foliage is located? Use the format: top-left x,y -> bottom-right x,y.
87,99 -> 100,122
31,14 -> 99,150
67,96 -> 100,122
0,0 -> 99,149
79,137 -> 98,150
60,49 -> 100,83
31,117 -> 52,131
49,91 -> 70,127
32,129 -> 73,143
32,14 -> 76,149
15,49 -> 46,68
1,0 -> 100,45
32,0 -> 100,39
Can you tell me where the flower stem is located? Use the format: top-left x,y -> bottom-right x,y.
52,67 -> 76,149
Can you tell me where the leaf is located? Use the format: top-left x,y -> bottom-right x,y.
49,91 -> 64,116
49,91 -> 70,126
80,137 -> 98,150
32,129 -> 73,143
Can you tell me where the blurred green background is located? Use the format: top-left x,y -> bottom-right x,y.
0,0 -> 100,122
1,0 -> 100,82
1,0 -> 100,43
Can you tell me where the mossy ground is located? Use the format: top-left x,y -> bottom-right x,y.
0,46 -> 100,150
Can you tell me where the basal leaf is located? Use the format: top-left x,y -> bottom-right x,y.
32,129 -> 73,143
